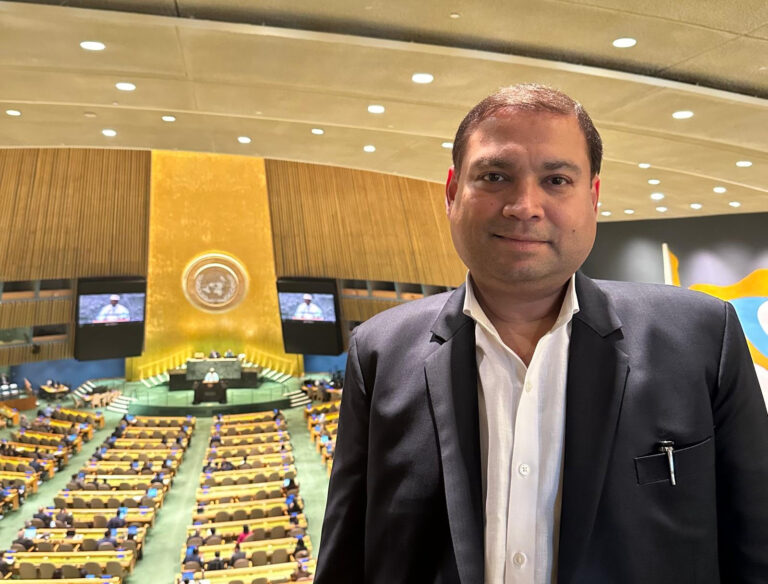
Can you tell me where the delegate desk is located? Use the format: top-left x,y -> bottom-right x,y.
47,506 -> 156,527
186,514 -> 307,539
193,381 -> 227,405
112,438 -> 189,450
193,497 -> 303,522
204,443 -> 292,459
181,535 -> 312,564
6,442 -> 69,464
39,384 -> 70,400
31,526 -> 147,551
176,559 -> 316,584
196,480 -> 292,504
9,549 -> 136,574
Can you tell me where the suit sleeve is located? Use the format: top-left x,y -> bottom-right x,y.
713,302 -> 768,580
314,332 -> 369,583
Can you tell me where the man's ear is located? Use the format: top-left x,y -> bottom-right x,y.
445,166 -> 457,216
591,175 -> 601,213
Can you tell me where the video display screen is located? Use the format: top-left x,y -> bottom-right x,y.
278,292 -> 336,323
78,293 -> 145,326
276,278 -> 343,355
74,277 -> 147,361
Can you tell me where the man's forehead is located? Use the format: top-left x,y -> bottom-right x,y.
463,111 -> 588,162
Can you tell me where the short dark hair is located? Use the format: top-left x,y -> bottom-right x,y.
452,83 -> 602,177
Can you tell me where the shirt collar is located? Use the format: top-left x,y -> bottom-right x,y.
462,272 -> 580,336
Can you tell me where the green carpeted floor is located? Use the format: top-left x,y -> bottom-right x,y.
0,397 -> 331,582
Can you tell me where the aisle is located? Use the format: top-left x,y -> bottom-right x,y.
282,406 -> 330,551
130,417 -> 212,584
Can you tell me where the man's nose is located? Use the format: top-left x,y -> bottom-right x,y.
501,178 -> 543,221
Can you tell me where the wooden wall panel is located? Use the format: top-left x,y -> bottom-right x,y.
0,299 -> 72,328
0,148 -> 151,281
0,340 -> 71,367
266,160 -> 466,287
0,147 -> 150,366
340,297 -> 401,323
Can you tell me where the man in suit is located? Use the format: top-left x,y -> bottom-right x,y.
315,84 -> 768,583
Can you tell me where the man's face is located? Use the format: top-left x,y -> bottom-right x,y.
110,299 -> 118,306
446,109 -> 599,294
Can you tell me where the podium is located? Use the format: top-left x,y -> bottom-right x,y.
192,381 -> 227,404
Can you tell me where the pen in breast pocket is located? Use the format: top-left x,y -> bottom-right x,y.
657,440 -> 676,486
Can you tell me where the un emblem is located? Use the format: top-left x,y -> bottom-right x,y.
182,253 -> 249,312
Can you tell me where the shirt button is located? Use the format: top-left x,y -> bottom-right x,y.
518,463 -> 530,477
524,381 -> 533,393
513,552 -> 527,567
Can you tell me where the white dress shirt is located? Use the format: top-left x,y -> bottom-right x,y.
463,274 -> 579,584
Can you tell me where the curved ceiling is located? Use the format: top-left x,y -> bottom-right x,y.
1,0 -> 767,221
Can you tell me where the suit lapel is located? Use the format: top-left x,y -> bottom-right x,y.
558,274 -> 629,584
425,285 -> 484,584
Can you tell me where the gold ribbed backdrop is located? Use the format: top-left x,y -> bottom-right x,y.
125,151 -> 300,381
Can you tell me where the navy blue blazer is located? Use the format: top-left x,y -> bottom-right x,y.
315,273 -> 768,583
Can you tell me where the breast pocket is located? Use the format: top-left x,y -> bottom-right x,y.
634,436 -> 713,486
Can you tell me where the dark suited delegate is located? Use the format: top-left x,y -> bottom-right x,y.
315,84 -> 768,583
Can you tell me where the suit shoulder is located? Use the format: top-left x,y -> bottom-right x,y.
351,290 -> 454,345
594,279 -> 726,318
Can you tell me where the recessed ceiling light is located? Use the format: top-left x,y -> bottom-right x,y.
411,73 -> 434,84
601,211 -> 612,217
237,136 -> 251,144
367,104 -> 385,114
311,128 -> 324,135
729,201 -> 741,208
449,12 -> 461,19
650,192 -> 665,201
83,112 -> 97,118
713,186 -> 727,193
441,141 -> 453,149
363,145 -> 376,153
672,110 -> 694,120
655,206 -> 668,213
161,115 -> 176,122
624,209 -> 635,215
736,160 -> 752,167
648,179 -> 660,185
5,109 -> 21,117
80,41 -> 105,51
115,82 -> 136,92
638,163 -> 651,169
690,203 -> 703,210
102,129 -> 117,137
612,37 -> 637,48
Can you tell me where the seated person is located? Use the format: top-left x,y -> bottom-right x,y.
184,546 -> 202,565
55,507 -> 73,526
208,350 -> 221,358
96,529 -> 117,548
185,529 -> 202,546
106,510 -> 126,529
203,527 -> 219,545
229,543 -> 246,566
206,550 -> 225,571
290,561 -> 313,581
32,506 -> 51,524
224,349 -> 235,358
293,536 -> 310,560
12,527 -> 34,550
236,525 -> 250,544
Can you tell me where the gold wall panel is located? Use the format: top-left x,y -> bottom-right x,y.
0,148 -> 150,281
126,151 -> 297,380
0,299 -> 73,329
265,160 -> 466,287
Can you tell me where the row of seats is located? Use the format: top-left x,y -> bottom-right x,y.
5,414 -> 195,582
177,410 -> 313,584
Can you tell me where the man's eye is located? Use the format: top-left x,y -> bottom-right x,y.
548,176 -> 571,186
482,173 -> 505,182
